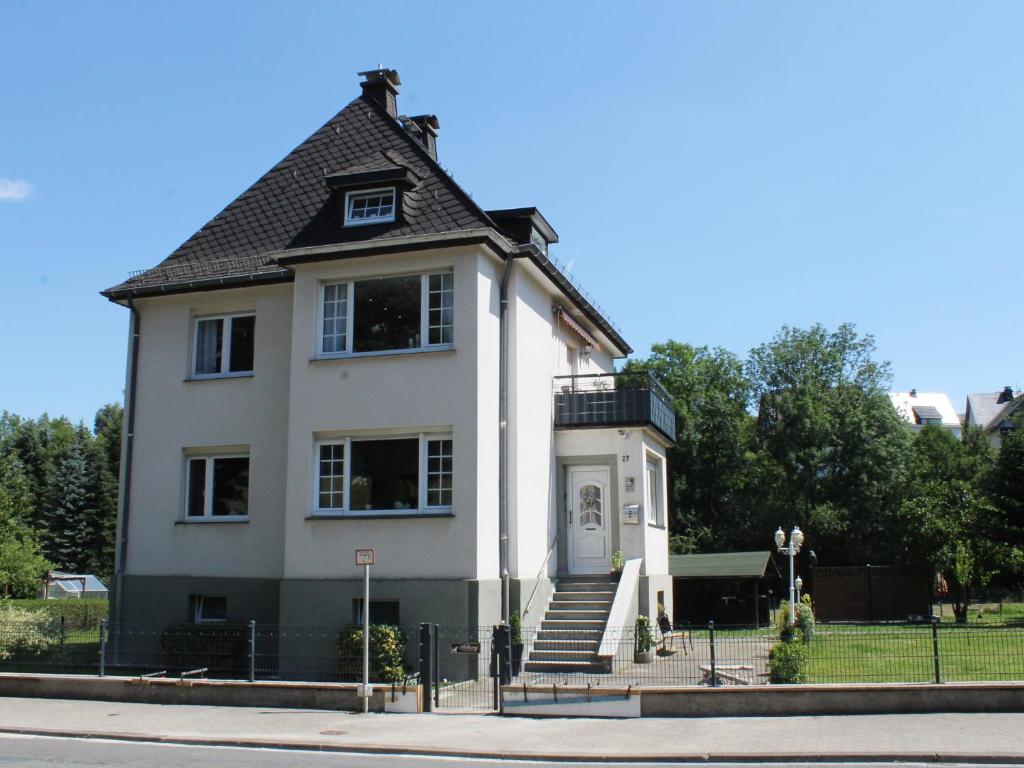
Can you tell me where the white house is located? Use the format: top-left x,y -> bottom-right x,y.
102,70 -> 674,665
888,390 -> 962,438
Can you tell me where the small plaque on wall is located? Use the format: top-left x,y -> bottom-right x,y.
625,476 -> 635,492
622,504 -> 640,525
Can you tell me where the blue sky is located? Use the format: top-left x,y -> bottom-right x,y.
1,2 -> 1021,425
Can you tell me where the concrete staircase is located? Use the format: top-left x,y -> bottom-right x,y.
523,574 -> 617,674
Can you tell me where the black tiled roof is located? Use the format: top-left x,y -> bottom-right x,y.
102,89 -> 631,355
104,95 -> 494,296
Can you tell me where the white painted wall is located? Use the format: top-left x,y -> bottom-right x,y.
280,246 -> 495,581
125,284 -> 293,578
553,427 -> 671,578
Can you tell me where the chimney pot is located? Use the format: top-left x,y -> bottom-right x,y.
999,385 -> 1014,403
407,114 -> 440,161
358,68 -> 401,118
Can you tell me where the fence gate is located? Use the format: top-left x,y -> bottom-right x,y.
420,624 -> 502,712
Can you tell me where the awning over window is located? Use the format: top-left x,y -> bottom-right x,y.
555,306 -> 599,351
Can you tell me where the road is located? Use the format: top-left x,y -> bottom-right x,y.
0,735 -> 1018,768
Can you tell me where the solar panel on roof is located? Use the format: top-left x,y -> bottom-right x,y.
912,405 -> 943,423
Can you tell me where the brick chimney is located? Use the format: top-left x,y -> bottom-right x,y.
408,114 -> 440,160
358,68 -> 401,118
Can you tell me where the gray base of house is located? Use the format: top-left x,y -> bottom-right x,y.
116,575 -> 508,630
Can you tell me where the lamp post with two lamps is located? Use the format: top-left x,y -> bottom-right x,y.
774,526 -> 805,626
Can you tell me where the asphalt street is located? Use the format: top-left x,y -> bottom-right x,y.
0,735 -> 1018,768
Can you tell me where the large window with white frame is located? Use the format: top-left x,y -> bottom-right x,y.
645,456 -> 663,526
186,453 -> 250,519
192,313 -> 255,377
313,434 -> 453,515
344,188 -> 396,227
317,271 -> 453,356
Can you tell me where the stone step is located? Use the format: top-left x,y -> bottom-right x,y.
523,660 -> 608,674
532,639 -> 601,652
546,601 -> 611,613
552,591 -> 614,602
539,620 -> 607,632
556,582 -> 617,593
528,649 -> 598,662
542,609 -> 610,621
535,629 -> 604,642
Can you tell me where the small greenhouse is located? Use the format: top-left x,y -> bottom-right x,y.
42,571 -> 109,600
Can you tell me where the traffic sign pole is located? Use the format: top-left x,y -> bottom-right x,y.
354,548 -> 375,713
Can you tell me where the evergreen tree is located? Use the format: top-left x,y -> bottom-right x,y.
0,452 -> 51,597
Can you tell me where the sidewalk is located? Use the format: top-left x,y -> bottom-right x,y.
0,697 -> 1022,762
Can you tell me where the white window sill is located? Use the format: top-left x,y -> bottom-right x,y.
307,510 -> 454,520
176,516 -> 250,524
185,372 -> 254,382
311,345 -> 454,363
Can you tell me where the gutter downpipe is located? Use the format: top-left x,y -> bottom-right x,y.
113,298 -> 141,630
499,253 -> 514,624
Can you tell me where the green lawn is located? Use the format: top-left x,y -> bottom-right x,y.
805,622 -> 1024,683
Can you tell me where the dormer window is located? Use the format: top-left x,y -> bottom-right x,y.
344,188 -> 396,226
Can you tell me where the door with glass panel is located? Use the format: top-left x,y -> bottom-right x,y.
568,466 -> 611,574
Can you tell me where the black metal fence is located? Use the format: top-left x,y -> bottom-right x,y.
2,616 -> 1023,693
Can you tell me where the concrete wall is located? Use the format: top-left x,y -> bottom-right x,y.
125,284 -> 293,581
120,575 -> 280,625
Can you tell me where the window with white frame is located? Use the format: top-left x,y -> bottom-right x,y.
193,313 -> 255,377
344,188 -> 396,226
312,434 -> 453,515
645,457 -> 662,526
191,595 -> 227,623
318,271 -> 453,356
186,454 -> 250,518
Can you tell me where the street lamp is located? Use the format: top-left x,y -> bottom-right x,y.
795,576 -> 803,603
774,526 -> 805,625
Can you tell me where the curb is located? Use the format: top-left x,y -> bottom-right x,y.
1,726 -> 1023,764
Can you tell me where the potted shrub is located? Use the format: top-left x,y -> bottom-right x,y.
509,610 -> 524,677
633,615 -> 654,663
610,550 -> 625,575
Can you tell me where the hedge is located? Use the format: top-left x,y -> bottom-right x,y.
5,599 -> 108,631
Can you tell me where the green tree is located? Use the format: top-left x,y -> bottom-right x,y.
626,341 -> 754,552
744,323 -> 909,564
989,411 -> 1024,549
901,479 -> 1021,622
44,433 -> 95,571
0,453 -> 51,597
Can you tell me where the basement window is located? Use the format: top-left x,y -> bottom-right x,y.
344,188 -> 396,226
191,595 -> 227,623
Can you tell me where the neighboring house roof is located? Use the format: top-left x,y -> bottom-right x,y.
101,72 -> 630,355
966,387 -> 1024,431
888,391 -> 961,429
669,551 -> 777,579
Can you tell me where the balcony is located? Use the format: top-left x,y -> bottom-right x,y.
553,372 -> 677,442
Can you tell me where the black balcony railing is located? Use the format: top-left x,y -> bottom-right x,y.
553,372 -> 677,441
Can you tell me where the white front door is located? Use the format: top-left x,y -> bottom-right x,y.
568,466 -> 611,575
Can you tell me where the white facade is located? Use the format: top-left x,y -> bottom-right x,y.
115,241 -> 673,628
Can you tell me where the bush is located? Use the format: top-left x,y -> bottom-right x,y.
767,638 -> 807,684
634,615 -> 653,653
337,624 -> 406,683
160,623 -> 248,678
7,599 -> 108,631
776,596 -> 815,643
0,605 -> 54,660
509,610 -> 523,646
